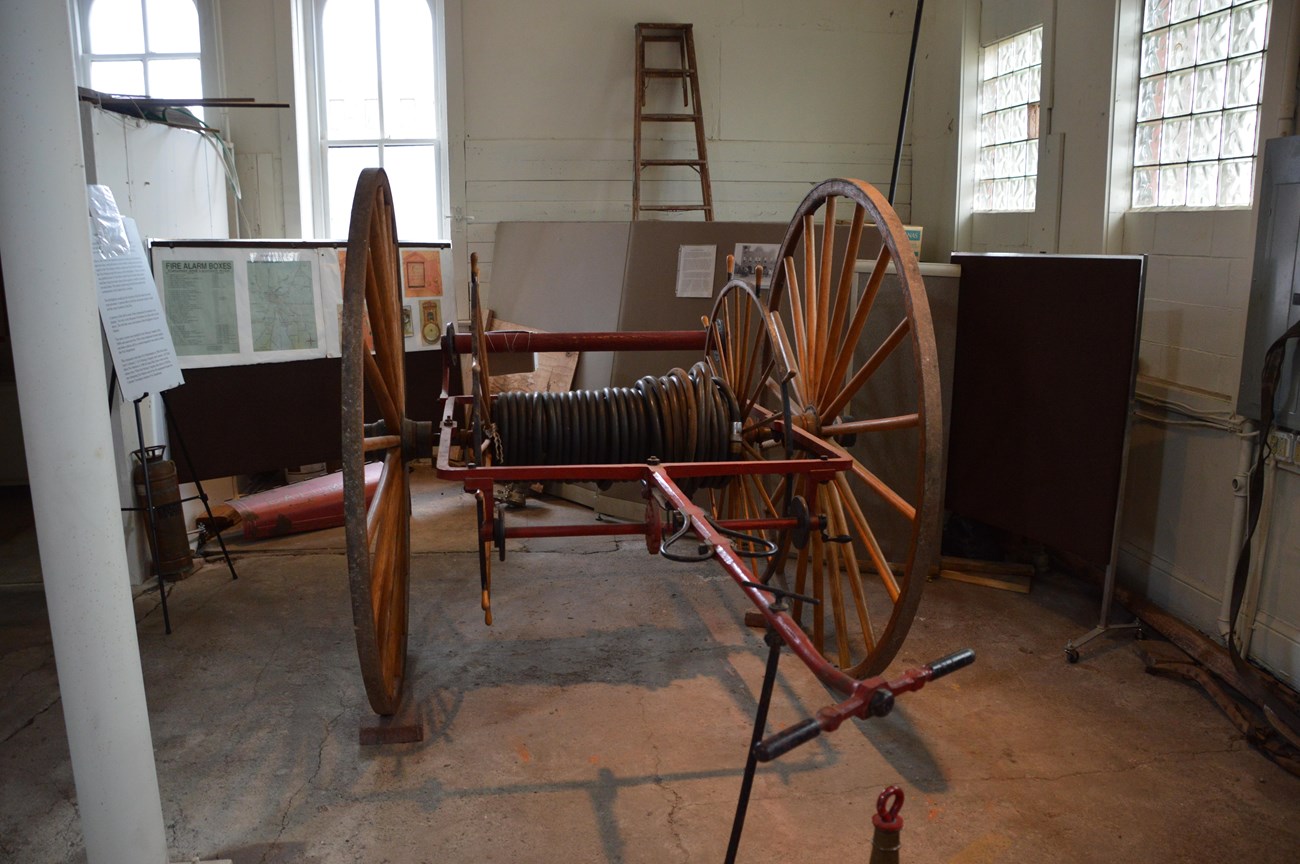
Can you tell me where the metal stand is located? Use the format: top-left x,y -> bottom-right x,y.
125,395 -> 173,634
1065,269 -> 1147,664
120,389 -> 239,636
1064,560 -> 1141,663
160,390 -> 238,582
724,599 -> 788,864
722,587 -> 811,862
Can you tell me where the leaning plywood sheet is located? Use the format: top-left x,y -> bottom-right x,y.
487,314 -> 578,395
489,222 -> 630,390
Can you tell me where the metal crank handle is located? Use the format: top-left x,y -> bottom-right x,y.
753,648 -> 976,762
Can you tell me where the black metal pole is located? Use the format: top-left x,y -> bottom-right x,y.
133,395 -> 171,634
160,390 -> 238,581
888,0 -> 926,206
724,618 -> 785,864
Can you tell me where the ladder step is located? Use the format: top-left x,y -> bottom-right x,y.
640,159 -> 705,167
640,113 -> 701,122
638,23 -> 691,32
643,68 -> 695,78
643,35 -> 687,43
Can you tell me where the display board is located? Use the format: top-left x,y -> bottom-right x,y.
945,253 -> 1145,568
150,239 -> 454,368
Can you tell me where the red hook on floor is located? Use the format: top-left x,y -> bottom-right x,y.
870,786 -> 905,863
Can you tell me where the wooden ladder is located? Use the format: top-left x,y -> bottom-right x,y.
633,23 -> 713,220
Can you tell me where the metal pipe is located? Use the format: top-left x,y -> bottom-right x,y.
1219,423 -> 1257,638
888,0 -> 926,206
451,329 -> 707,355
0,3 -> 169,860
501,516 -> 803,541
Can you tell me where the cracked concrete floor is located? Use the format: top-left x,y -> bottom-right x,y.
3,470 -> 1300,863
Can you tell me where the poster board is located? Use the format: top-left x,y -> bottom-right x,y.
149,239 -> 454,369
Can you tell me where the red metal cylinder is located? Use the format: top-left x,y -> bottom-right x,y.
869,786 -> 905,864
451,329 -> 707,354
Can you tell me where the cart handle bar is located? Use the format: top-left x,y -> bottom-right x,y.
754,648 -> 975,762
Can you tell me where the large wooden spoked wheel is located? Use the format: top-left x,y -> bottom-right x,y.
342,168 -> 412,716
745,178 -> 943,677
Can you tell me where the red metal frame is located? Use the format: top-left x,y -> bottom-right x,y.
430,325 -> 948,736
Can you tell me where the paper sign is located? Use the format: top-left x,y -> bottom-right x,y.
675,245 -> 716,298
90,188 -> 184,401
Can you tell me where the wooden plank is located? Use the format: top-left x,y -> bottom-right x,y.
938,568 -> 1033,594
940,555 -> 1036,577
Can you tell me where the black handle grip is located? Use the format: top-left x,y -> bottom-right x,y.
754,717 -> 822,762
927,648 -> 975,680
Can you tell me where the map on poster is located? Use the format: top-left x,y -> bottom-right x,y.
248,260 -> 318,351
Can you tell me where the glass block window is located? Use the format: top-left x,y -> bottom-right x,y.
1132,0 -> 1270,209
974,27 -> 1043,212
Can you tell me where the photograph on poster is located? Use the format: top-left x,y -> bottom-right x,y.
733,243 -> 779,290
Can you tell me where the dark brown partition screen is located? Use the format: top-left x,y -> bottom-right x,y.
945,253 -> 1145,568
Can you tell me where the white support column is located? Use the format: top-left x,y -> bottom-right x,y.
0,3 -> 169,864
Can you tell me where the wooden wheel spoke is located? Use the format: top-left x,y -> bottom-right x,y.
833,473 -> 900,601
363,350 -> 402,432
821,413 -> 919,436
783,256 -> 809,386
368,456 -> 403,625
825,483 -> 876,650
365,449 -> 401,551
791,538 -> 812,624
809,508 -> 825,654
850,455 -> 916,522
826,535 -> 851,667
819,203 -> 867,403
802,215 -> 819,397
815,196 -> 836,385
363,434 -> 402,453
822,317 -> 910,421
820,245 -> 891,407
364,251 -> 401,394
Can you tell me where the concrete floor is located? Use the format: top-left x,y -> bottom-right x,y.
3,470 -> 1300,863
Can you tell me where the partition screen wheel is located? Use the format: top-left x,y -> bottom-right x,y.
341,168 -> 412,716
763,178 -> 944,678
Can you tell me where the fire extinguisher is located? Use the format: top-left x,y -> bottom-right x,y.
132,445 -> 193,578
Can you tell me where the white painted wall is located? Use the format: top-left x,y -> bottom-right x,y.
912,0 -> 1300,686
457,0 -> 922,305
220,0 -> 926,310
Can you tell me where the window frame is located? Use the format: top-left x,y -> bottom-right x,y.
301,0 -> 451,241
72,0 -> 219,102
1124,0 -> 1273,211
973,25 -> 1045,214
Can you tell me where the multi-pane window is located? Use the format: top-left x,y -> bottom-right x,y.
974,27 -> 1043,212
1132,0 -> 1270,208
315,0 -> 444,240
79,0 -> 204,104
